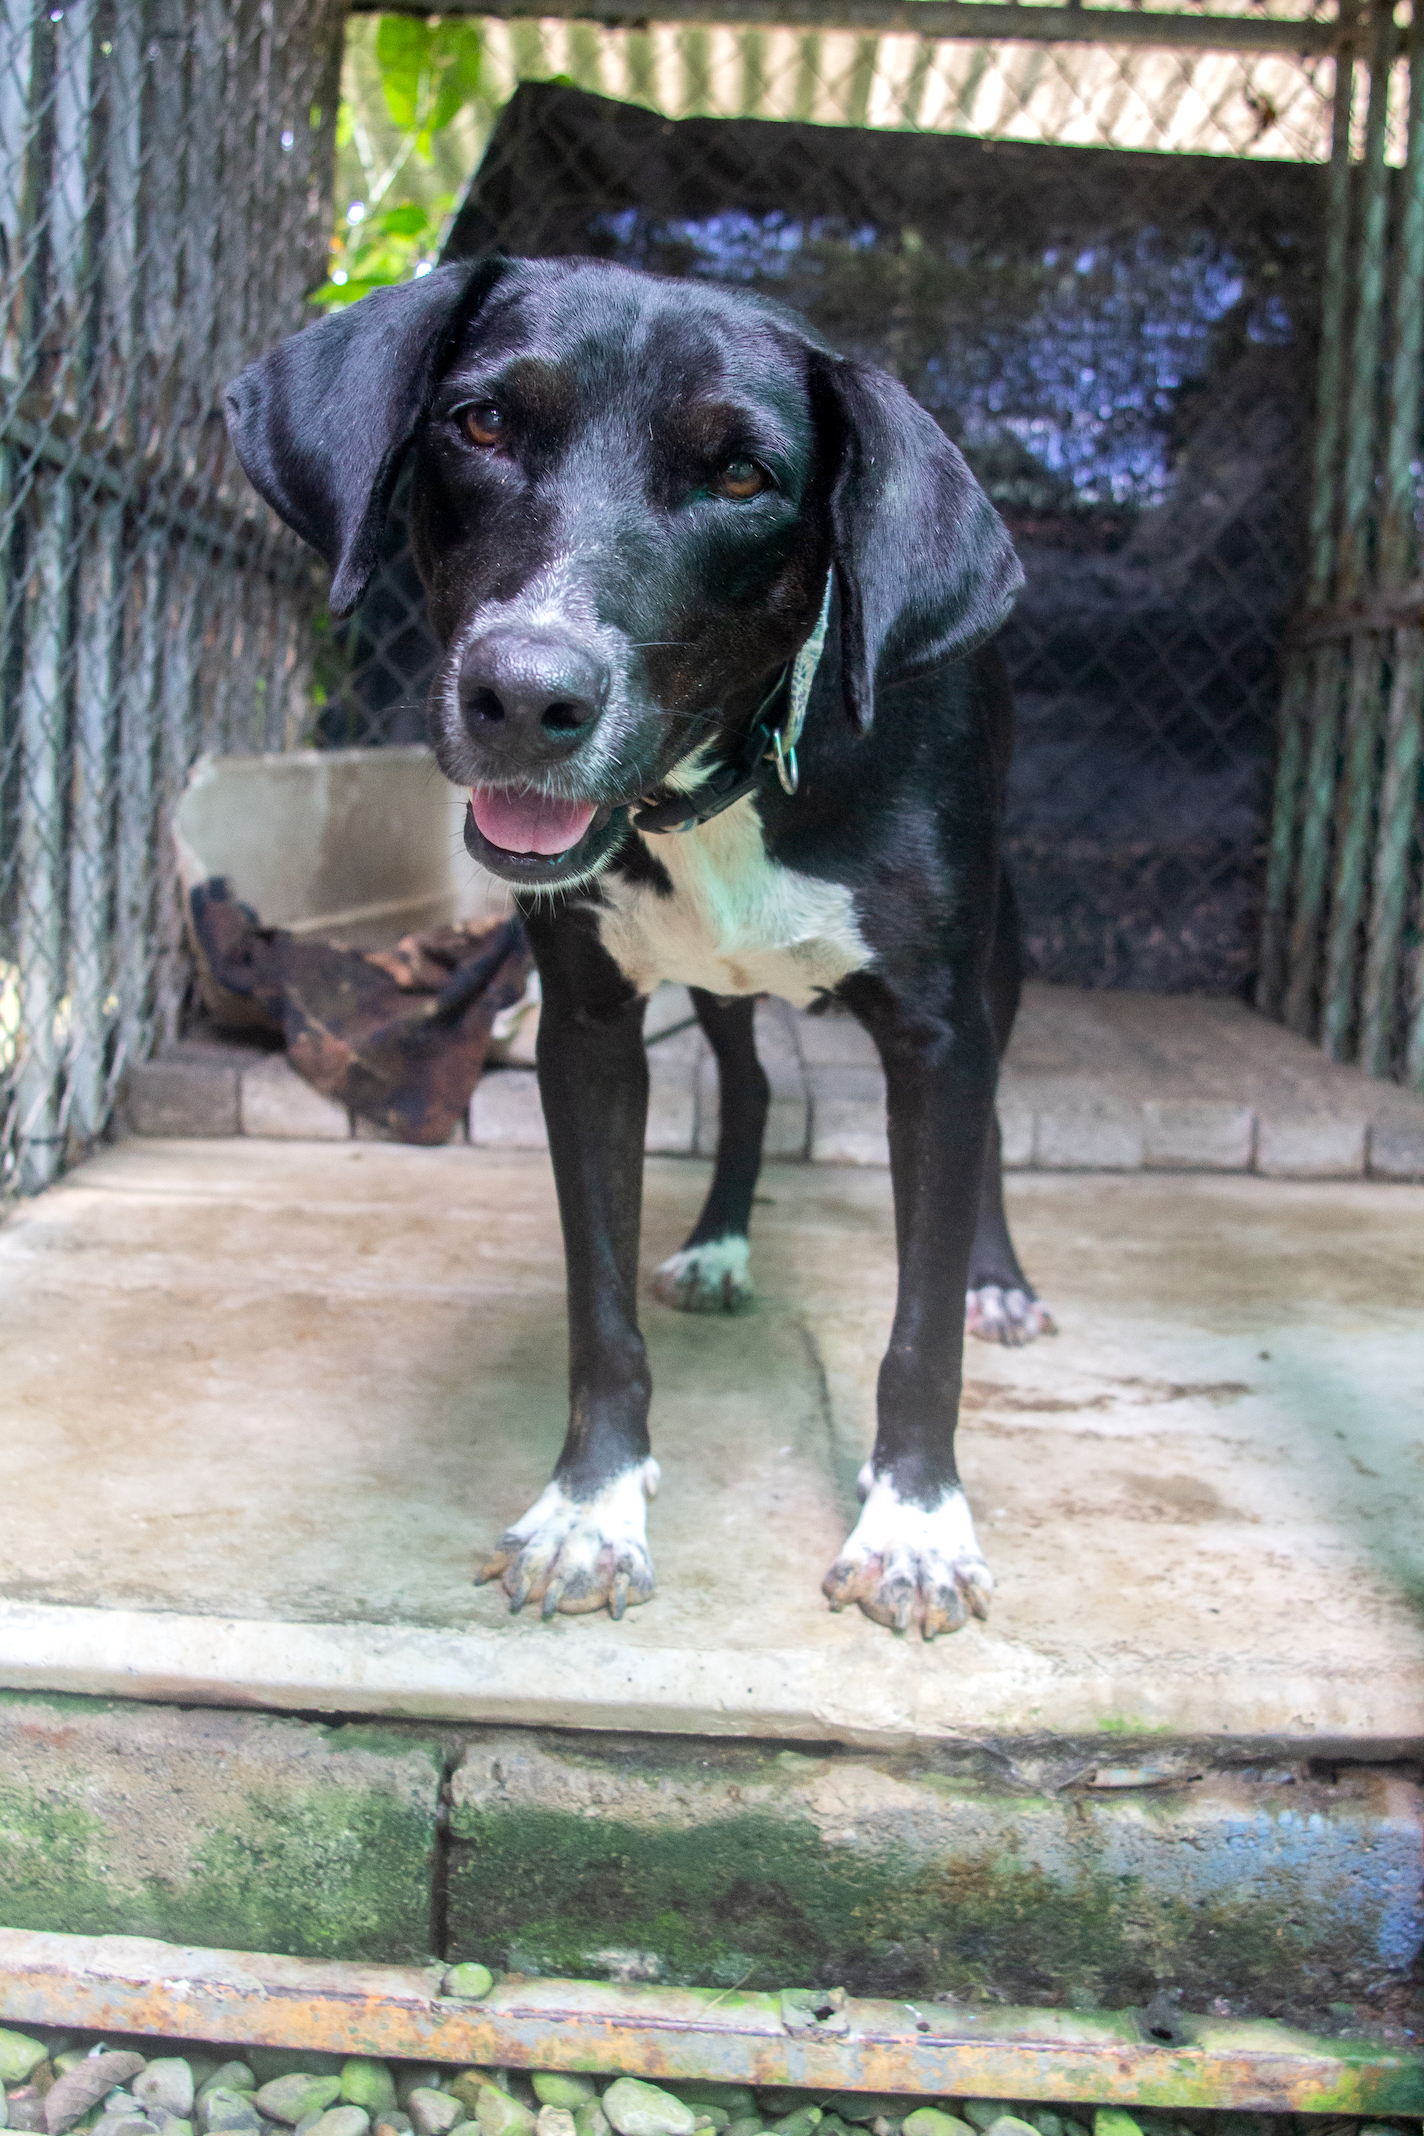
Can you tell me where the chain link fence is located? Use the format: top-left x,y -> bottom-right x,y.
1259,4 -> 1424,1088
5,0 -> 1418,1200
324,4 -> 1342,997
0,0 -> 344,1195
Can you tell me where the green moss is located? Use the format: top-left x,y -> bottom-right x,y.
445,1801 -> 1382,2008
0,1775 -> 437,1963
0,1783 -> 121,1934
319,1723 -> 445,1769
175,1783 -> 436,1961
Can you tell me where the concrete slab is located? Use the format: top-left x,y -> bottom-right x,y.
0,1139 -> 1420,1751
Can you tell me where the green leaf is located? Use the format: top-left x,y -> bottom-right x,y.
310,274 -> 405,309
375,14 -> 432,132
376,201 -> 430,238
427,22 -> 483,135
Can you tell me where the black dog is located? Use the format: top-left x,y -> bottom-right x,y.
226,256 -> 1054,1639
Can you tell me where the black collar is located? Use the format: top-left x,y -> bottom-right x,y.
631,674 -> 788,836
631,570 -> 833,836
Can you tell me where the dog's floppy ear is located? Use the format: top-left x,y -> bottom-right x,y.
810,353 -> 1023,732
224,259 -> 507,617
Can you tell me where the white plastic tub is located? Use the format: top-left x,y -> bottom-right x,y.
174,745 -> 508,949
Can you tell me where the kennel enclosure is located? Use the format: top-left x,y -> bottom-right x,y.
1,0 -> 1423,1197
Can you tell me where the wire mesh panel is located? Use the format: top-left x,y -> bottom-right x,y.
331,74 -> 1325,992
0,0 -> 344,1195
1259,2 -> 1424,1091
470,10 -> 1336,160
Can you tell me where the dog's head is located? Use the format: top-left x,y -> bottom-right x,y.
226,256 -> 1021,889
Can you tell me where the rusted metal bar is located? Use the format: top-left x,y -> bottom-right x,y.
1,1931 -> 1421,2117
1283,644 -> 1345,1035
64,497 -> 123,1148
1334,0 -> 1395,605
13,474 -> 72,1192
1378,0 -> 1424,592
1359,627 -> 1424,1074
1410,955 -> 1424,1090
1292,580 -> 1424,642
1271,12 -> 1357,1032
1320,627 -> 1385,1056
1360,0 -> 1424,1076
354,0 -> 1348,56
1305,11 -> 1358,607
1255,656 -> 1309,1016
1320,0 -> 1402,1059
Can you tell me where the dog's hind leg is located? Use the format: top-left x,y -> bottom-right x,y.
967,867 -> 1055,1346
652,988 -> 766,1314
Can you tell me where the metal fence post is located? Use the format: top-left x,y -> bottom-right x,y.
1319,0 -> 1399,1058
1359,0 -> 1424,1079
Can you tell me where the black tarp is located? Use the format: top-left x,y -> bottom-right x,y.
335,85 -> 1323,993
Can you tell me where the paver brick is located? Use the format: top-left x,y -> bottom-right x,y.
808,1067 -> 888,1165
1256,1111 -> 1367,1177
646,1042 -> 698,1154
1142,1100 -> 1255,1171
1034,1101 -> 1145,1170
240,1054 -> 351,1140
696,1054 -> 808,1160
998,1102 -> 1034,1168
125,1048 -> 244,1138
470,1068 -> 547,1149
1369,1115 -> 1424,1180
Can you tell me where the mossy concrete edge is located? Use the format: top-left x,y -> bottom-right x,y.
0,1692 -> 444,1963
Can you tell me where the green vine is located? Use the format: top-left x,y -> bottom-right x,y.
314,16 -> 488,309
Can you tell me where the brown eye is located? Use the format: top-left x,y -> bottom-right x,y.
462,403 -> 504,447
714,458 -> 770,500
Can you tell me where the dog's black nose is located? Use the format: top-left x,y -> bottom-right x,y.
458,632 -> 608,751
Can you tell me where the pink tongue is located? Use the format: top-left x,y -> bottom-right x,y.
470,787 -> 597,856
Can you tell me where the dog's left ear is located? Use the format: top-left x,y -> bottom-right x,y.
225,259 -> 508,617
809,352 -> 1024,732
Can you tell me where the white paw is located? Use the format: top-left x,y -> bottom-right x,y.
477,1459 -> 660,1619
652,1235 -> 752,1314
966,1284 -> 1056,1347
823,1468 -> 994,1638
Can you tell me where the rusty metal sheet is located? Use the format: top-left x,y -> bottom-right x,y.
0,1929 -> 1419,2118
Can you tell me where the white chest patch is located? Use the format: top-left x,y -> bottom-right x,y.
593,794 -> 871,1006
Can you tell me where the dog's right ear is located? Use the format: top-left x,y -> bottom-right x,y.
224,259 -> 507,617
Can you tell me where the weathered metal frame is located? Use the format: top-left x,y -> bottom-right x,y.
1259,0 -> 1424,1088
1,1930 -> 1421,2117
353,0 -> 1351,59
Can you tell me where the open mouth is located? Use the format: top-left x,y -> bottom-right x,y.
465,784 -> 621,883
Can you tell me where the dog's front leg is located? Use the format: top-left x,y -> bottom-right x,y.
478,905 -> 658,1621
824,972 -> 997,1638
